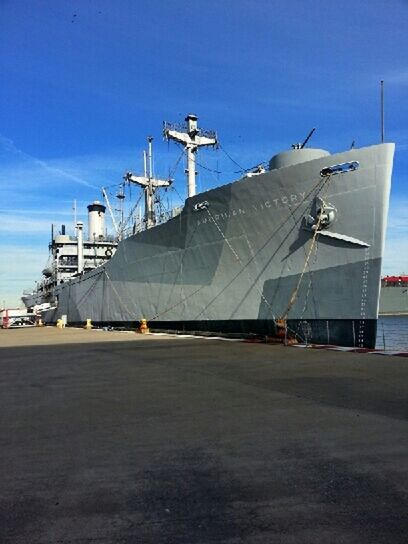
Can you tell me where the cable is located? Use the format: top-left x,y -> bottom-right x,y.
149,174 -> 326,325
175,142 -> 222,175
168,148 -> 185,179
201,175 -> 326,314
218,142 -> 246,172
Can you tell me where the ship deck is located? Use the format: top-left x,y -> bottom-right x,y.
1,327 -> 408,543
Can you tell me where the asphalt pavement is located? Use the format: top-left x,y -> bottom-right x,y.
1,327 -> 408,543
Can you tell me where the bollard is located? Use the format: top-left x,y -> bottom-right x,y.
2,309 -> 10,329
85,318 -> 92,330
139,319 -> 149,334
36,318 -> 44,327
56,319 -> 63,329
275,318 -> 286,339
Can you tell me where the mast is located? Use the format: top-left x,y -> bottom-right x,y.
124,137 -> 172,229
73,200 -> 77,234
163,114 -> 218,198
380,79 -> 385,143
116,183 -> 126,239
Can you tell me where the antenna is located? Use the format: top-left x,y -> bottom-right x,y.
148,136 -> 153,178
73,200 -> 77,234
380,80 -> 385,143
300,127 -> 316,149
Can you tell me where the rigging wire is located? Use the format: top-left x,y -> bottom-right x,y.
172,140 -> 267,179
123,192 -> 143,233
104,269 -> 134,315
194,158 -> 222,174
218,142 -> 246,172
195,209 -> 276,320
150,220 -> 203,321
204,175 -> 326,303
100,171 -> 329,345
148,174 -> 327,324
233,161 -> 267,174
174,142 -> 222,175
168,147 -> 186,179
170,183 -> 186,206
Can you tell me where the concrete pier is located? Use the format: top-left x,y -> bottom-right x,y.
1,327 -> 408,543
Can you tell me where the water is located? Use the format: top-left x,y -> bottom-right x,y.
376,316 -> 408,351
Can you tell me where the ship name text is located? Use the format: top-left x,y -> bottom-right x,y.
195,191 -> 307,226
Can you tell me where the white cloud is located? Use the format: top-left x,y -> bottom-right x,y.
386,209 -> 408,232
0,215 -> 55,234
0,209 -> 90,233
0,245 -> 49,307
383,197 -> 408,274
383,237 -> 408,275
0,134 -> 99,189
386,69 -> 408,86
0,208 -> 78,216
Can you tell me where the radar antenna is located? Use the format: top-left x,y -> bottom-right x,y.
163,114 -> 217,198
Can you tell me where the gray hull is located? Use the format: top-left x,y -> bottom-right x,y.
45,143 -> 394,348
380,287 -> 408,315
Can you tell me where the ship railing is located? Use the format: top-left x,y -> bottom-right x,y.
382,280 -> 408,287
156,208 -> 182,224
163,121 -> 217,140
122,206 -> 183,239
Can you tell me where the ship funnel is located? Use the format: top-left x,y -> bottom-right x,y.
87,201 -> 106,241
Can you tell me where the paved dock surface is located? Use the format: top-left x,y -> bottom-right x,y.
1,327 -> 408,543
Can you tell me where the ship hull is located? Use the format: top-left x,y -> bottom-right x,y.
379,286 -> 408,315
42,143 -> 394,348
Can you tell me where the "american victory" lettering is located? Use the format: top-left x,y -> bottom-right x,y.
196,191 -> 307,226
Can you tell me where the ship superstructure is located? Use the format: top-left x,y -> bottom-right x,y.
22,201 -> 117,309
22,114 -> 395,348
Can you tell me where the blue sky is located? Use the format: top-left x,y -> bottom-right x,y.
1,0 -> 408,306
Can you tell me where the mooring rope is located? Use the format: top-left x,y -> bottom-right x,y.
192,175 -> 327,322
281,174 -> 333,321
102,172 -> 329,333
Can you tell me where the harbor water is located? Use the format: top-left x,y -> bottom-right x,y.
376,316 -> 408,350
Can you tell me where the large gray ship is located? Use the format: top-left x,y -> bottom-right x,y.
379,276 -> 408,315
22,114 -> 395,348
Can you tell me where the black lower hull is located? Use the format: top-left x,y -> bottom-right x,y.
151,319 -> 377,349
62,318 -> 377,349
